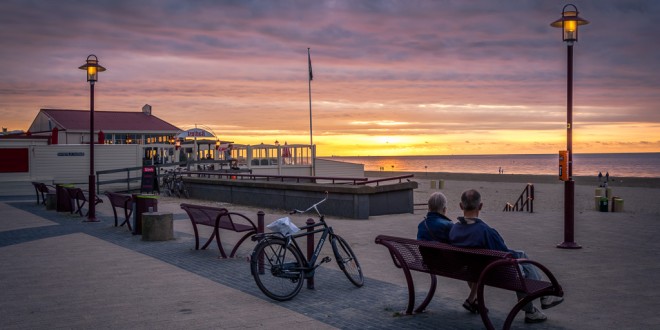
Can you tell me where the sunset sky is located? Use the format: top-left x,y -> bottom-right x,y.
1,0 -> 658,156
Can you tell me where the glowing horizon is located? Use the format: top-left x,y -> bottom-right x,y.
1,1 -> 658,156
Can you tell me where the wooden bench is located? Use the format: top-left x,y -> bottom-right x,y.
104,191 -> 133,231
375,235 -> 563,330
66,187 -> 103,217
31,182 -> 54,205
180,203 -> 262,258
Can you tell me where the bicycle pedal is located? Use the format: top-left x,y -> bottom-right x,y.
321,256 -> 332,264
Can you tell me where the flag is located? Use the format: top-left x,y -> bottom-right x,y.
308,48 -> 313,81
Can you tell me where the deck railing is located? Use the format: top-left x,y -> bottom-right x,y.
98,164 -> 415,194
503,183 -> 534,213
185,171 -> 369,185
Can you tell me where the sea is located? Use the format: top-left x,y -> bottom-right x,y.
325,153 -> 660,178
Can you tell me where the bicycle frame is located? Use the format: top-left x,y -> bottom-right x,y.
284,217 -> 334,278
256,192 -> 333,277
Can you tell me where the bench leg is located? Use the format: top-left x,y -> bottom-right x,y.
77,199 -> 86,216
398,263 -> 417,315
71,198 -> 85,216
214,227 -> 228,259
200,226 -> 218,250
501,297 -> 533,330
228,230 -> 256,258
120,216 -> 133,232
111,207 -> 119,227
191,223 -> 201,250
123,206 -> 133,231
414,274 -> 437,314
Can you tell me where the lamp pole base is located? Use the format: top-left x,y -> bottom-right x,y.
557,241 -> 582,249
84,173 -> 99,222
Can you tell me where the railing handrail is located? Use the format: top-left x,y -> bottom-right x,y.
183,171 -> 369,185
96,166 -> 143,175
357,174 -> 415,186
503,183 -> 534,213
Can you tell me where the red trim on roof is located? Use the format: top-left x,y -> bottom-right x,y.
40,109 -> 180,132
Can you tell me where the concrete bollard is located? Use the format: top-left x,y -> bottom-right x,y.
430,180 -> 437,189
594,196 -> 602,211
595,188 -> 603,197
438,179 -> 445,189
141,212 -> 174,241
612,197 -> 624,212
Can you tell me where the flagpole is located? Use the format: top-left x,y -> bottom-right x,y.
308,47 -> 314,176
308,48 -> 313,148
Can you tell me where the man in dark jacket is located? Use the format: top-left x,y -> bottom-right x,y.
449,189 -> 563,323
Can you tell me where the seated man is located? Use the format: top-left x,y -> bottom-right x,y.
417,192 -> 453,243
449,189 -> 563,323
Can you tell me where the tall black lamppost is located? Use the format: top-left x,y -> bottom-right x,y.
79,55 -> 106,222
551,5 -> 588,249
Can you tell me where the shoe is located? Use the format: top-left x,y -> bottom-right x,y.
541,296 -> 564,310
462,299 -> 478,314
462,299 -> 488,314
524,307 -> 547,323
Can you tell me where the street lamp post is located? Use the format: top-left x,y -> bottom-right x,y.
551,5 -> 588,249
79,55 -> 106,222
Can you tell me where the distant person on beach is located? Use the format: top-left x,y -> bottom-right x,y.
448,189 -> 563,323
417,192 -> 453,242
606,172 -> 610,182
598,172 -> 603,186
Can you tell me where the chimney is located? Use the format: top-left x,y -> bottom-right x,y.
142,104 -> 152,116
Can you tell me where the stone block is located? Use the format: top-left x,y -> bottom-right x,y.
141,212 -> 174,241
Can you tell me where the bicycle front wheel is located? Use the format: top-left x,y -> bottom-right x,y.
250,238 -> 305,301
331,235 -> 364,287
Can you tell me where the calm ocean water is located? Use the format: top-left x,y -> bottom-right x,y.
325,153 -> 660,178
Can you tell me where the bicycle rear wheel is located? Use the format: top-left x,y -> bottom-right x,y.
180,183 -> 189,198
250,237 -> 305,301
331,235 -> 364,287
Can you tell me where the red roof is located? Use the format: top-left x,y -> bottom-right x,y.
41,109 -> 180,132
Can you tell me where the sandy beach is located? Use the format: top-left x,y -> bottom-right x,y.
362,171 -> 660,216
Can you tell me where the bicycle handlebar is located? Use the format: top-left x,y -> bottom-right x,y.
289,191 -> 328,217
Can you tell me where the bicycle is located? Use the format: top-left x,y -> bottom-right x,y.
160,169 -> 175,197
160,168 -> 189,198
173,169 -> 189,198
249,192 -> 364,301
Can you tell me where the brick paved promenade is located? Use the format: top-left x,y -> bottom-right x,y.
1,185 -> 659,329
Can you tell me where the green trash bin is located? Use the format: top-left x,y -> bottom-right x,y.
132,194 -> 159,235
599,197 -> 609,212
